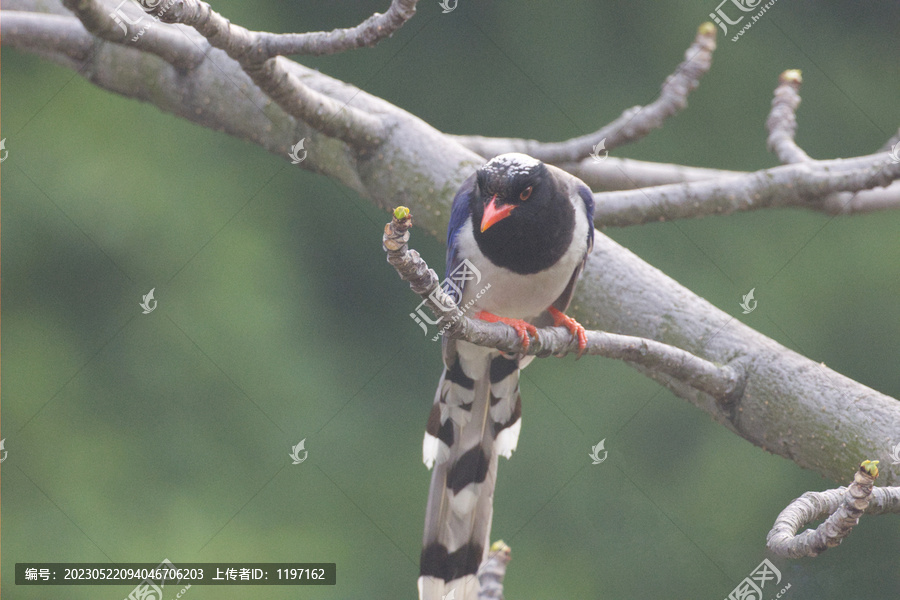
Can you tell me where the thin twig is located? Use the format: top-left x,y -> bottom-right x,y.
766,69 -> 810,164
767,461 -> 900,558
259,0 -> 418,58
383,209 -> 743,403
451,22 -> 717,162
477,541 -> 511,600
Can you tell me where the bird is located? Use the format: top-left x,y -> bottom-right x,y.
418,153 -> 595,600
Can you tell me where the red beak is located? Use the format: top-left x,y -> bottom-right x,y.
480,195 -> 516,232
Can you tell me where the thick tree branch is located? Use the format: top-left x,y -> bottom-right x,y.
592,153 -> 900,226
1,11 -> 95,65
452,23 -> 716,163
767,462 -> 900,558
383,209 -> 744,403
5,3 -> 899,487
59,0 -> 205,70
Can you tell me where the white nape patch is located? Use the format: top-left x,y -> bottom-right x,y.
481,153 -> 542,178
494,418 -> 521,459
449,485 -> 479,517
423,433 -> 439,469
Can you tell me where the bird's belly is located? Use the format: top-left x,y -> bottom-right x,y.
460,259 -> 573,320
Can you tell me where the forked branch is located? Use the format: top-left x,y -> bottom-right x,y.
764,69 -> 900,215
767,461 -> 900,558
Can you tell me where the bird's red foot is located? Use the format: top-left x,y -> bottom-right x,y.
476,311 -> 538,351
548,307 -> 588,358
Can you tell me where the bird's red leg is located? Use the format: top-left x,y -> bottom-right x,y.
547,307 -> 588,358
475,311 -> 538,351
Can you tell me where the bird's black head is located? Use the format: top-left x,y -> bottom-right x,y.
471,153 -> 575,274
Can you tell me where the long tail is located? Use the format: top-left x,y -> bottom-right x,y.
418,349 -> 522,600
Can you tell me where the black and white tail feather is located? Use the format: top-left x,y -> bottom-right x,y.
418,341 -> 529,600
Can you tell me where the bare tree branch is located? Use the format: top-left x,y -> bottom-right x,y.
142,0 -> 389,147
59,0 -> 205,70
0,6 -> 482,214
767,461 -> 900,558
253,0 -> 418,58
766,69 -> 810,164
383,209 -> 744,403
4,3 -> 899,488
2,11 -> 95,65
451,22 -> 717,163
764,69 -> 900,217
592,152 -> 900,227
558,157 -> 740,191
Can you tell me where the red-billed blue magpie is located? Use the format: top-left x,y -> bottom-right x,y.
418,153 -> 595,599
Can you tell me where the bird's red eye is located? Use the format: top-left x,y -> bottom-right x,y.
519,186 -> 533,201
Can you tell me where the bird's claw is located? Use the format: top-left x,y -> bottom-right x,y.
475,311 -> 538,351
548,307 -> 587,358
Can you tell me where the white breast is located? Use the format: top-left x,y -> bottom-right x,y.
452,196 -> 590,320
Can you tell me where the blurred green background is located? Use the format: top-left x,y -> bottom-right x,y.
3,1 -> 900,598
